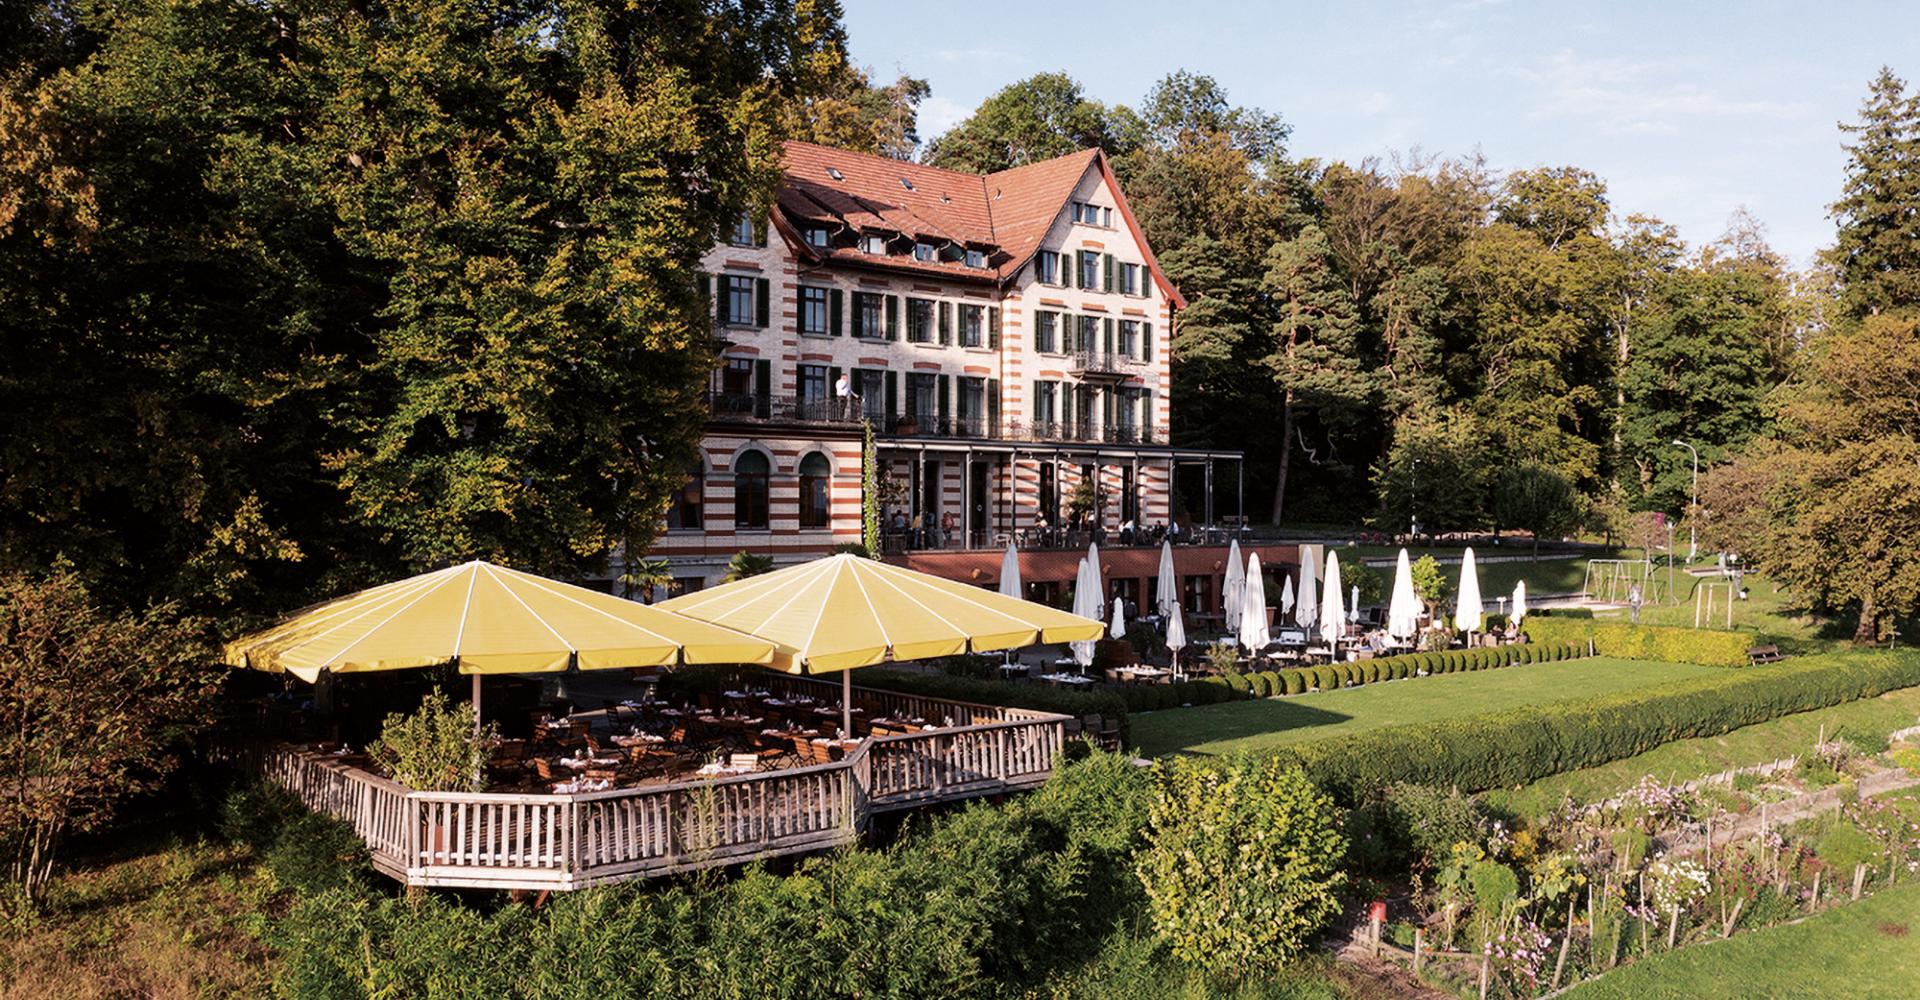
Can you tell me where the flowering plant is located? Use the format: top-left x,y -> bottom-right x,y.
1647,857 -> 1710,914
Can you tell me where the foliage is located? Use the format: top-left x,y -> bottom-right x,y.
1371,407 -> 1490,537
861,420 -> 882,557
1827,67 -> 1920,319
271,750 -> 1159,997
619,557 -> 674,602
924,72 -> 1141,173
0,567 -> 214,905
1408,554 -> 1450,614
812,667 -> 1131,741
1523,618 -> 1752,667
1493,462 -> 1582,556
1269,649 -> 1920,802
723,550 -> 776,582
367,692 -> 493,793
0,0 -> 832,621
1136,755 -> 1346,974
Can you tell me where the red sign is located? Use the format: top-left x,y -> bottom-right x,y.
1368,901 -> 1388,923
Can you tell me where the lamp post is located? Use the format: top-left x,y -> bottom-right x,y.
1672,440 -> 1698,562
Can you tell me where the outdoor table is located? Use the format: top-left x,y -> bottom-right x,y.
695,762 -> 756,777
556,754 -> 622,770
1037,672 -> 1095,687
610,733 -> 665,748
550,778 -> 612,794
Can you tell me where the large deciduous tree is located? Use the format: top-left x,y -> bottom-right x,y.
0,0 -> 835,627
923,72 -> 1138,173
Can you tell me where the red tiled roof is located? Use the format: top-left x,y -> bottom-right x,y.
771,141 -> 1181,306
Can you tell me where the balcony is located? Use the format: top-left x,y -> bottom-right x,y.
877,417 -> 1155,446
1066,351 -> 1141,379
707,392 -> 863,427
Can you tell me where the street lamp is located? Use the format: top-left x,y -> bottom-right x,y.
1671,440 -> 1699,562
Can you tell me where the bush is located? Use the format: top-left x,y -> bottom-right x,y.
1523,619 -> 1750,667
266,811 -> 374,896
1281,670 -> 1306,695
1272,650 -> 1920,802
1250,673 -> 1273,697
1350,782 -> 1488,875
1531,607 -> 1594,618
1259,671 -> 1282,697
841,667 -> 1131,740
1363,662 -> 1380,684
1224,672 -> 1251,696
369,691 -> 493,792
1812,818 -> 1881,877
1136,755 -> 1347,975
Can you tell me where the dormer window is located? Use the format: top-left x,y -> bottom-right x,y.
965,249 -> 987,269
806,227 -> 830,248
914,242 -> 936,262
861,233 -> 888,255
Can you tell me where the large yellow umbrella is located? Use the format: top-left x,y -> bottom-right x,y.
225,561 -> 775,722
657,553 -> 1105,731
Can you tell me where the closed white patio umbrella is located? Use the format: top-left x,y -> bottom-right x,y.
1071,545 -> 1103,671
998,539 -> 1022,599
1239,553 -> 1271,651
1280,573 -> 1295,620
1223,538 -> 1245,632
1166,602 -> 1187,674
1386,548 -> 1421,641
1156,539 -> 1178,618
1296,546 -> 1319,628
1512,579 -> 1528,626
1454,546 -> 1484,636
1349,585 -> 1359,624
1110,595 -> 1127,639
1320,550 -> 1345,648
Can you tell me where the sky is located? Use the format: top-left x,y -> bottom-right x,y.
840,0 -> 1920,268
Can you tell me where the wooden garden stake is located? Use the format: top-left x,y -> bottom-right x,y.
1811,868 -> 1822,910
1721,896 -> 1744,938
1588,882 -> 1598,966
1667,905 -> 1680,948
1478,953 -> 1490,1000
1852,863 -> 1867,900
1551,897 -> 1574,989
1413,928 -> 1424,975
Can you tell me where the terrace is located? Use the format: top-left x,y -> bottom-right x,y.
240,671 -> 1067,891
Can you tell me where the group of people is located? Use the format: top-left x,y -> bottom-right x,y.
889,508 -> 958,551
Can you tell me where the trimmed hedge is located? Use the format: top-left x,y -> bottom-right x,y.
1282,669 -> 1307,695
1523,618 -> 1752,668
1273,650 -> 1920,802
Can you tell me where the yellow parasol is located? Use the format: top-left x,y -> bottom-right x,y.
224,560 -> 775,683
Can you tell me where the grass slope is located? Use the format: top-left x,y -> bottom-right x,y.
1484,685 -> 1920,820
1131,658 -> 1719,758
1562,879 -> 1920,999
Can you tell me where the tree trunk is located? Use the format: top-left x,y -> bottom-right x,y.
1271,390 -> 1294,525
1854,589 -> 1879,645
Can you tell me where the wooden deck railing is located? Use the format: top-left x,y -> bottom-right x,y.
253,710 -> 1065,891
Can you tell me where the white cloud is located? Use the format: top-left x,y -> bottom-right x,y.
1513,48 -> 1811,133
917,95 -> 970,140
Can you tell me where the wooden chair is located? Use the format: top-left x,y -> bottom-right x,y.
728,752 -> 760,772
532,758 -> 558,782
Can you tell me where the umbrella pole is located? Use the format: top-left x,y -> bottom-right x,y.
471,672 -> 482,735
842,669 -> 852,738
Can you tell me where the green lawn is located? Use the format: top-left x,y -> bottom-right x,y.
1562,879 -> 1920,999
1484,684 -> 1920,820
1130,658 -> 1720,758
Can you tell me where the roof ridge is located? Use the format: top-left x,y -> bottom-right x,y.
782,139 -> 988,182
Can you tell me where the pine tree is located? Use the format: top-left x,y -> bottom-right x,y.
1262,224 -> 1371,523
1829,67 -> 1920,318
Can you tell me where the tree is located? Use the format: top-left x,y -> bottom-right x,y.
1371,407 -> 1489,538
0,0 -> 836,626
619,557 -> 674,603
724,550 -> 775,582
1409,555 -> 1450,618
0,568 -> 214,906
1493,463 -> 1581,557
923,72 -> 1137,173
1261,224 -> 1372,523
1136,71 -> 1288,160
778,6 -> 929,160
1827,67 -> 1920,319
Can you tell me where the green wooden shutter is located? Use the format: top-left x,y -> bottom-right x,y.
1143,388 -> 1153,442
885,295 -> 899,340
886,371 -> 899,421
938,302 -> 951,345
937,375 -> 950,429
754,359 -> 771,418
1103,317 -> 1114,356
988,307 -> 1001,350
1141,321 -> 1152,361
988,378 -> 1001,434
830,289 -> 843,336
905,375 -> 918,420
850,293 -> 864,338
755,278 -> 770,327
1103,254 -> 1114,292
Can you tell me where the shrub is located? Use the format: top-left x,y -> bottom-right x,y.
1281,670 -> 1306,695
1250,673 -> 1274,697
1225,672 -> 1251,696
1353,782 -> 1488,874
1522,619 -> 1750,667
266,811 -> 374,897
1136,755 -> 1347,975
1272,650 -> 1920,802
1469,860 -> 1520,917
1259,671 -> 1281,697
1363,662 -> 1380,684
369,691 -> 493,792
1812,818 -> 1881,876
849,667 -> 1130,737
1306,667 -> 1328,691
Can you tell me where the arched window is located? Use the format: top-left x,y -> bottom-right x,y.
798,453 -> 831,529
734,450 -> 770,529
666,461 -> 704,530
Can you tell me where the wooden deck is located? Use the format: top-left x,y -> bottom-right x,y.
251,679 -> 1067,890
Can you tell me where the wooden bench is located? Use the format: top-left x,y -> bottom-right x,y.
1748,644 -> 1785,665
